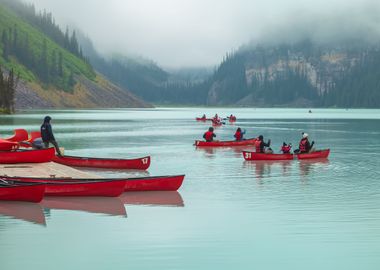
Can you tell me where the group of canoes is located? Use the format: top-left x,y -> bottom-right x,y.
0,116 -> 185,203
196,114 -> 237,126
195,117 -> 330,161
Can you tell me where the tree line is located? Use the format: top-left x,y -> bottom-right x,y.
0,66 -> 16,113
1,24 -> 75,91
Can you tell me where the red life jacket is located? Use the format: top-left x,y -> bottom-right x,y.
234,131 -> 242,141
299,138 -> 308,152
255,139 -> 262,153
204,131 -> 214,141
281,145 -> 291,153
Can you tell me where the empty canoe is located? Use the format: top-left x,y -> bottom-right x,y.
296,149 -> 330,160
0,147 -> 55,164
52,155 -> 151,170
243,151 -> 294,161
1,174 -> 185,193
195,138 -> 257,147
2,178 -> 126,197
124,175 -> 185,192
0,182 -> 45,202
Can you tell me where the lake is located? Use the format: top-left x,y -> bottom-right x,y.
1,108 -> 380,270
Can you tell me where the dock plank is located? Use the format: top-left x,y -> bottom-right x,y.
0,162 -> 101,179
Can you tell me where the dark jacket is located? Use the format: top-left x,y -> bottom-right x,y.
41,122 -> 55,142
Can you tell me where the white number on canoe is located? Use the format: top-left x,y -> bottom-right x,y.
245,152 -> 251,159
141,158 -> 149,164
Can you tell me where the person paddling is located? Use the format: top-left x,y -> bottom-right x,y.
41,116 -> 62,156
201,114 -> 206,120
234,127 -> 245,141
281,142 -> 292,154
297,133 -> 314,153
203,127 -> 216,142
255,135 -> 272,153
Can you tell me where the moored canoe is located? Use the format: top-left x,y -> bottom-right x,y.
0,182 -> 45,202
2,178 -> 126,197
195,138 -> 257,147
124,175 -> 185,192
243,151 -> 294,161
0,174 -> 185,193
0,147 -> 55,164
296,149 -> 330,160
52,155 -> 151,170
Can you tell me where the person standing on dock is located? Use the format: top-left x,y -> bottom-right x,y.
41,116 -> 63,156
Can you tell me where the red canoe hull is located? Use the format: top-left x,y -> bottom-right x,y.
296,149 -> 330,160
124,175 -> 185,191
2,178 -> 126,197
195,138 -> 257,147
0,139 -> 19,151
52,155 -> 150,170
243,151 -> 294,160
0,184 -> 45,202
3,129 -> 29,142
1,174 -> 185,193
0,147 -> 55,164
196,118 -> 212,121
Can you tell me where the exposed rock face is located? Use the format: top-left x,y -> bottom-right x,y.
14,74 -> 152,109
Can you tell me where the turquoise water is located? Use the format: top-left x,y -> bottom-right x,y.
1,108 -> 380,270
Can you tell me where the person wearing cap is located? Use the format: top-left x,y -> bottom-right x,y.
255,135 -> 272,153
298,133 -> 314,153
41,116 -> 63,156
203,127 -> 216,142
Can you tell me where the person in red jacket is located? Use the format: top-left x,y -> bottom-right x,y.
298,133 -> 314,153
234,127 -> 245,141
255,135 -> 272,153
203,127 -> 216,142
281,142 -> 292,154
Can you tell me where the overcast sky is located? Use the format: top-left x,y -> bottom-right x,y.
28,0 -> 380,68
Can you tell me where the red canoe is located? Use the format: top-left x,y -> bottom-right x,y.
0,139 -> 19,151
195,138 -> 257,147
3,178 -> 126,197
243,151 -> 294,161
52,155 -> 151,170
0,147 -> 55,164
3,129 -> 29,142
0,182 -> 45,202
296,149 -> 330,160
1,174 -> 185,193
124,175 -> 185,191
196,117 -> 212,121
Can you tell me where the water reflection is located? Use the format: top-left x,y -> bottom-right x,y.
120,191 -> 184,207
299,159 -> 330,177
41,197 -> 127,217
0,202 -> 46,225
243,160 -> 292,180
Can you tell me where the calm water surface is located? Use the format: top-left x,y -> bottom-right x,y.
1,108 -> 379,270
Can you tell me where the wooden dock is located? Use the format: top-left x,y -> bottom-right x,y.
0,162 -> 102,179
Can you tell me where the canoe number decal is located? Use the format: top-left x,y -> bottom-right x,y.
245,152 -> 251,159
141,158 -> 149,164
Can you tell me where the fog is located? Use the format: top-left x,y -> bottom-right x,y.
28,0 -> 380,67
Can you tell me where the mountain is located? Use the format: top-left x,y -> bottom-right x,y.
0,0 -> 149,110
112,40 -> 379,108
